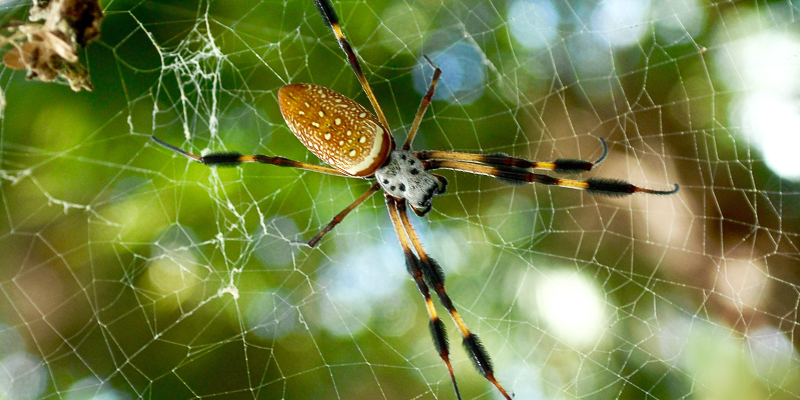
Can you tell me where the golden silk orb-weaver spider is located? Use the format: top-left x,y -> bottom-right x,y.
152,0 -> 679,398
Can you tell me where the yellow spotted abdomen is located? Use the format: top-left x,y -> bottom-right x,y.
278,83 -> 393,177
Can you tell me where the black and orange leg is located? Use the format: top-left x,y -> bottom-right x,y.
424,159 -> 679,196
396,200 -> 513,400
415,137 -> 611,174
301,183 -> 381,247
386,195 -> 462,400
151,136 -> 349,177
314,0 -> 390,130
403,55 -> 442,151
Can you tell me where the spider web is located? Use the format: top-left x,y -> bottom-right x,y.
1,0 -> 799,399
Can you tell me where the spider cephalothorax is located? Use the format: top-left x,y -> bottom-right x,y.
375,150 -> 447,216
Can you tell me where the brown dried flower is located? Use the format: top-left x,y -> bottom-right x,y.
1,0 -> 103,92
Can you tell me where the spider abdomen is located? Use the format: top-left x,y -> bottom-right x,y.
278,83 -> 393,177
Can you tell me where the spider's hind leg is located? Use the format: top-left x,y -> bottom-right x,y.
403,55 -> 442,151
298,183 -> 381,248
313,0 -> 389,130
151,136 -> 349,176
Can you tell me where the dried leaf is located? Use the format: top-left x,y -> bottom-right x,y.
3,47 -> 25,70
0,0 -> 103,92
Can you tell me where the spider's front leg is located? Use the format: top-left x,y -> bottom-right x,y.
390,197 -> 514,400
418,138 -> 679,196
415,137 -> 612,175
386,195 -> 463,400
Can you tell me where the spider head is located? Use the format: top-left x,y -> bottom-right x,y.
375,150 -> 446,216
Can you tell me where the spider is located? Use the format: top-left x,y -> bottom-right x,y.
151,0 -> 679,398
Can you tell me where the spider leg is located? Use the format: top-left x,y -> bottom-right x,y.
415,137 -> 610,174
424,159 -> 679,196
386,195 -> 463,400
152,136 -> 348,177
300,183 -> 381,248
408,173 -> 448,217
396,200 -> 513,400
403,55 -> 442,151
314,0 -> 390,131
431,173 -> 449,194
